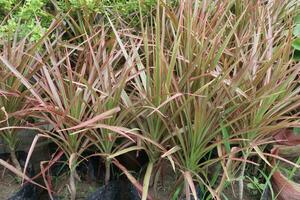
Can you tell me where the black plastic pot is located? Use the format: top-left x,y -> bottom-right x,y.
46,145 -> 145,200
8,183 -> 37,200
5,151 -> 37,200
86,180 -> 140,200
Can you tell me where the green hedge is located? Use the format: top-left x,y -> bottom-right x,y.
0,0 -> 157,40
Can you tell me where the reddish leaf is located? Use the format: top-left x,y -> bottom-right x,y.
273,129 -> 300,146
271,147 -> 300,200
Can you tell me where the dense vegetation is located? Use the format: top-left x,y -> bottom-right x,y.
0,0 -> 159,40
0,0 -> 300,200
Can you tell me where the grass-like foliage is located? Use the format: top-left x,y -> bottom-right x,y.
0,0 -> 299,200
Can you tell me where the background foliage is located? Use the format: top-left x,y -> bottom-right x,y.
0,0 -> 160,40
0,0 -> 299,200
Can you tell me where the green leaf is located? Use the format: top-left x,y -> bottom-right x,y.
258,183 -> 265,190
293,50 -> 300,61
293,24 -> 300,37
221,122 -> 231,154
292,38 -> 300,50
247,183 -> 255,190
295,15 -> 300,24
294,127 -> 300,135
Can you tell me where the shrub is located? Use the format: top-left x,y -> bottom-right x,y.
0,1 -> 299,200
0,0 -> 160,41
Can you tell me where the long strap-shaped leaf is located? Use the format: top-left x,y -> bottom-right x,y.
0,56 -> 45,106
59,107 -> 120,131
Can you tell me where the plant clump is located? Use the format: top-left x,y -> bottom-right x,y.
0,0 -> 299,200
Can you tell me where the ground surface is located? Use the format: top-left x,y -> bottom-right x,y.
222,182 -> 261,200
0,168 -> 22,199
0,157 -> 272,200
52,173 -> 99,200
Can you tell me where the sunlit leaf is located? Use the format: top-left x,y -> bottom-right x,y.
292,38 -> 300,50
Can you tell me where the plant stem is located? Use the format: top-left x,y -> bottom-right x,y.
70,169 -> 76,200
239,155 -> 247,200
142,162 -> 153,200
185,177 -> 191,200
10,149 -> 22,173
105,160 -> 110,184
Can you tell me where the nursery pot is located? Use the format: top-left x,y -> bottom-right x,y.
86,180 -> 141,200
5,151 -> 37,200
270,146 -> 300,200
271,129 -> 300,200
